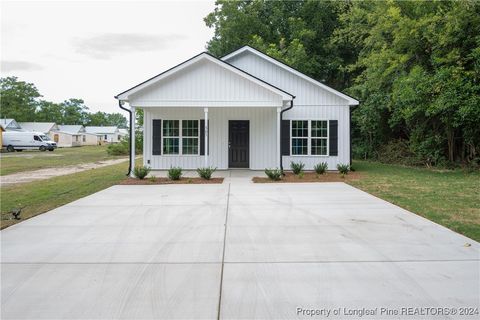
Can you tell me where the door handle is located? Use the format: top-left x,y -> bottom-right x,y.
228,141 -> 231,149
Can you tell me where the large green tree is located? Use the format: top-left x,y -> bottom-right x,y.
0,76 -> 41,121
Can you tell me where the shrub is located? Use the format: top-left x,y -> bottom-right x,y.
133,165 -> 151,179
298,171 -> 304,179
148,175 -> 157,183
337,163 -> 350,176
197,167 -> 216,180
106,134 -> 143,156
290,161 -> 305,175
314,162 -> 328,175
265,168 -> 282,181
168,167 -> 182,180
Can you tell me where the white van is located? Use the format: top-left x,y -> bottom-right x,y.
2,131 -> 57,152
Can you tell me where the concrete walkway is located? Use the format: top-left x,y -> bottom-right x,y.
0,158 -> 128,186
1,183 -> 479,319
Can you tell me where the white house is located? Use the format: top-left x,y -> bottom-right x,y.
115,46 -> 358,172
118,128 -> 129,141
58,125 -> 99,146
0,119 -> 23,131
85,126 -> 120,144
19,122 -> 82,147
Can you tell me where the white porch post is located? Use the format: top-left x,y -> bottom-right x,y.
204,107 -> 209,167
277,107 -> 281,168
130,106 -> 136,177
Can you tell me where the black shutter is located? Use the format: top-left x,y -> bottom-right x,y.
152,119 -> 162,155
281,120 -> 290,156
329,120 -> 338,156
200,119 -> 209,155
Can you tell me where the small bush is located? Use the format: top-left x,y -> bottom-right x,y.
314,162 -> 328,175
148,175 -> 157,183
337,163 -> 350,176
107,143 -> 128,156
168,167 -> 182,180
133,165 -> 151,179
265,168 -> 282,181
197,167 -> 216,180
298,171 -> 304,179
290,161 -> 305,175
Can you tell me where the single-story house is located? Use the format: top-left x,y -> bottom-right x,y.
18,122 -> 58,134
85,126 -> 120,143
18,122 -> 82,147
115,46 -> 359,173
0,119 -> 23,131
58,125 -> 100,146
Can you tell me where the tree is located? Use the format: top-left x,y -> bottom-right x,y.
0,77 -> 41,121
60,98 -> 89,125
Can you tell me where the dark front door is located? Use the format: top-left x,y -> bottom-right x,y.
229,120 -> 249,168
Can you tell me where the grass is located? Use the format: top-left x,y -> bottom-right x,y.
348,160 -> 480,241
1,162 -> 129,229
0,145 -> 126,176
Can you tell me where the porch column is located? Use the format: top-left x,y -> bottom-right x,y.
277,107 -> 281,168
130,106 -> 136,177
204,107 -> 209,167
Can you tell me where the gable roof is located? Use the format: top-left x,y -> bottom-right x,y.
115,52 -> 294,101
222,46 -> 359,105
18,122 -> 57,133
57,125 -> 85,134
85,126 -> 119,134
0,119 -> 22,130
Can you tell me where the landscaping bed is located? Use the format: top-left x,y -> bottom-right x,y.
253,171 -> 361,183
119,177 -> 224,185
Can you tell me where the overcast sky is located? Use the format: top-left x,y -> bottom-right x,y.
1,0 -> 216,115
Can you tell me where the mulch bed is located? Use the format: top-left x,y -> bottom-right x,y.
253,171 -> 362,183
119,177 -> 224,185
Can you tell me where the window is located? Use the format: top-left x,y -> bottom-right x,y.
163,120 -> 179,154
34,135 -> 41,141
291,120 -> 308,155
104,135 -> 107,140
181,120 -> 199,155
291,120 -> 329,156
162,120 -> 200,155
311,120 -> 328,155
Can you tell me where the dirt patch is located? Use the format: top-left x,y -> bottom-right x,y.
0,158 -> 128,186
119,177 -> 224,185
253,171 -> 362,183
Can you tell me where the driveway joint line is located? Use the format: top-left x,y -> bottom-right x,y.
217,182 -> 231,320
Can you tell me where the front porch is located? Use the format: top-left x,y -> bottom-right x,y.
139,106 -> 282,171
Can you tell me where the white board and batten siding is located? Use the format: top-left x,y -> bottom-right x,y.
143,107 -> 277,170
225,51 -> 351,169
128,58 -> 283,108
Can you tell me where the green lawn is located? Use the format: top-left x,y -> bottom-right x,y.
1,162 -> 129,229
348,161 -> 480,242
0,145 -> 126,176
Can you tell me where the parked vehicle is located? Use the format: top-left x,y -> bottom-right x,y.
2,131 -> 57,152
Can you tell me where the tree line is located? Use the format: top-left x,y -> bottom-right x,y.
0,77 -> 127,128
205,0 -> 480,167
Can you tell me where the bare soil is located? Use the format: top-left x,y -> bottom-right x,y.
119,177 -> 224,185
1,158 -> 129,186
253,171 -> 362,183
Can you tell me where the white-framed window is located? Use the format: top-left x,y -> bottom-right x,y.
291,120 -> 329,156
162,120 -> 200,155
181,120 -> 199,155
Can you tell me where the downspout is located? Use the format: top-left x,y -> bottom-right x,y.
280,98 -> 295,172
118,100 -> 132,176
349,104 -> 359,166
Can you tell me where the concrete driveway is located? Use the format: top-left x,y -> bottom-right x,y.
1,182 -> 479,319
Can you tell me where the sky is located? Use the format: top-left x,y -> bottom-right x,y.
1,0 -> 216,115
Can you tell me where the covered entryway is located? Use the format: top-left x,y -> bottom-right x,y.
228,120 -> 249,168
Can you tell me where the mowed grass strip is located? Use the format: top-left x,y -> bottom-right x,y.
0,145 -> 126,176
1,162 -> 129,229
348,161 -> 480,242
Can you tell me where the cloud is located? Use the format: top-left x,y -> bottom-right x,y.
1,60 -> 43,72
73,33 -> 188,59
